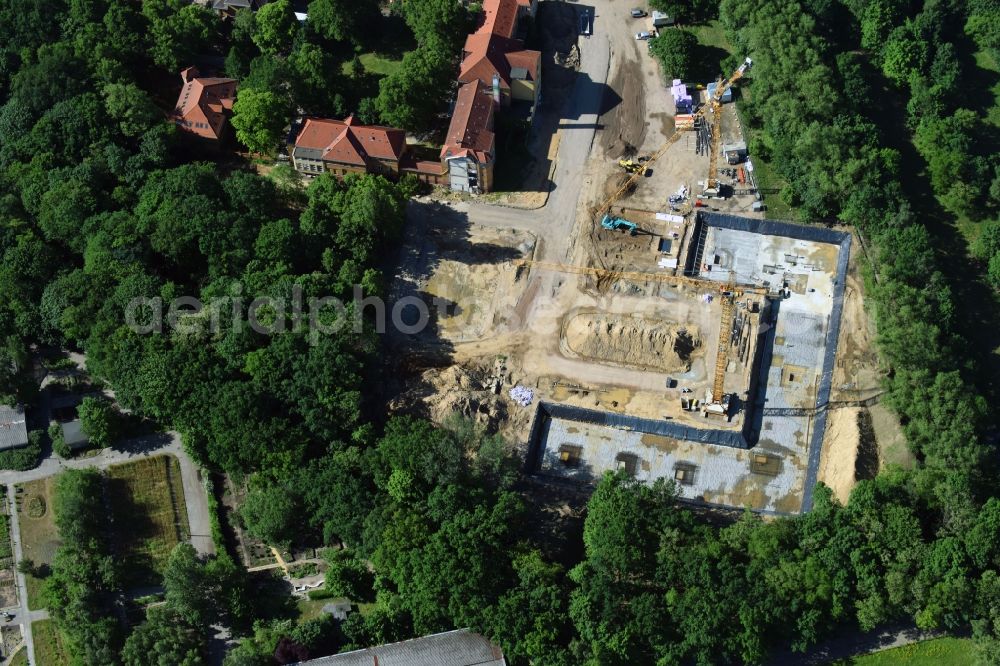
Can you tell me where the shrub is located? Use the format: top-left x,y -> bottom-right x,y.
0,430 -> 42,471
49,422 -> 71,458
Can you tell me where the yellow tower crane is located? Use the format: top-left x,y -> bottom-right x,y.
711,274 -> 739,407
513,259 -> 767,295
704,93 -> 725,197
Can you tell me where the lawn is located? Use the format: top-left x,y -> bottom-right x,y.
973,48 -> 1000,129
833,637 -> 975,665
340,52 -> 404,78
15,478 -> 60,611
31,619 -> 69,666
687,20 -> 734,56
8,646 -> 27,666
297,597 -> 375,624
106,455 -> 190,588
0,510 -> 15,610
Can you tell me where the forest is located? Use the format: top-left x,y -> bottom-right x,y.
0,0 -> 998,663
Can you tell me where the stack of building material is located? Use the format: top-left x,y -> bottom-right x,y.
671,79 -> 694,114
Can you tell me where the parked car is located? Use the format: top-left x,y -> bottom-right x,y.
635,31 -> 653,40
631,8 -> 647,17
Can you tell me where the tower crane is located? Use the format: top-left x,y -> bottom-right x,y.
710,273 -> 738,411
703,91 -> 725,197
589,57 -> 752,222
512,259 -> 768,296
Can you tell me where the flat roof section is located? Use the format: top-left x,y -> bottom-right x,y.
539,417 -> 804,513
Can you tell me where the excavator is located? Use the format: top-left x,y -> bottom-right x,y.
601,214 -> 639,235
617,155 -> 651,175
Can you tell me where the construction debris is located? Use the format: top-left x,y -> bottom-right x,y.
509,386 -> 535,407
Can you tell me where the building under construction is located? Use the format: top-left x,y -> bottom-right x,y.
525,212 -> 851,516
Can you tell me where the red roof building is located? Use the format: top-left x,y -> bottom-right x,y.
479,0 -> 519,38
291,116 -> 445,185
171,67 -> 237,140
459,0 -> 541,108
441,81 -> 497,193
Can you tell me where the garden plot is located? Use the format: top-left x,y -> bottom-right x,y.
106,455 -> 190,587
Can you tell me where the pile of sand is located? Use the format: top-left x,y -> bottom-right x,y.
817,407 -> 860,504
563,313 -> 701,372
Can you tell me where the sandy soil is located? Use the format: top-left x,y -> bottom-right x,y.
824,236 -> 911,474
829,240 -> 883,403
817,407 -> 861,504
561,311 -> 703,372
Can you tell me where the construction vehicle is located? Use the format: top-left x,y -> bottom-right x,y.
617,158 -> 647,175
590,57 -> 752,221
601,213 -> 639,235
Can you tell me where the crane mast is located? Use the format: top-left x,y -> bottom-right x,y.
704,97 -> 724,195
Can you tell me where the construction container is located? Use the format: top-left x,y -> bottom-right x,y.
651,10 -> 675,27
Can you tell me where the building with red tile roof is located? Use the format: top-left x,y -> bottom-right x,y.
479,0 -> 519,38
441,81 -> 497,193
171,67 -> 237,140
291,116 -> 445,185
459,0 -> 541,109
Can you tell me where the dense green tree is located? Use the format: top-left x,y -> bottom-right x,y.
78,396 -> 122,448
142,0 -> 217,72
45,469 -> 123,664
322,549 -> 375,601
649,29 -> 699,80
102,83 -> 160,138
252,0 -> 297,55
307,0 -> 380,45
231,87 -> 289,155
399,0 -> 469,49
239,479 -> 302,547
485,551 -> 573,666
122,606 -> 203,666
162,543 -> 215,627
881,23 -> 929,84
375,41 -> 453,130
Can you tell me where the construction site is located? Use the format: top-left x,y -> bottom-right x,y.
387,2 -> 885,516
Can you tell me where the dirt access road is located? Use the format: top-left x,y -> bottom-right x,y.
393,0 -> 710,421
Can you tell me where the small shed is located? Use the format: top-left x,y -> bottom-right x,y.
60,420 -> 90,451
706,81 -> 733,103
722,141 -> 748,164
0,404 -> 28,451
651,10 -> 674,27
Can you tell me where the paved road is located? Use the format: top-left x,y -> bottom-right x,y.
442,30 -> 612,263
1,431 -> 213,665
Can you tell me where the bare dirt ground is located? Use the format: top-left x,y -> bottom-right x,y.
815,237 -> 910,500
829,241 -> 883,404
561,311 -> 703,373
